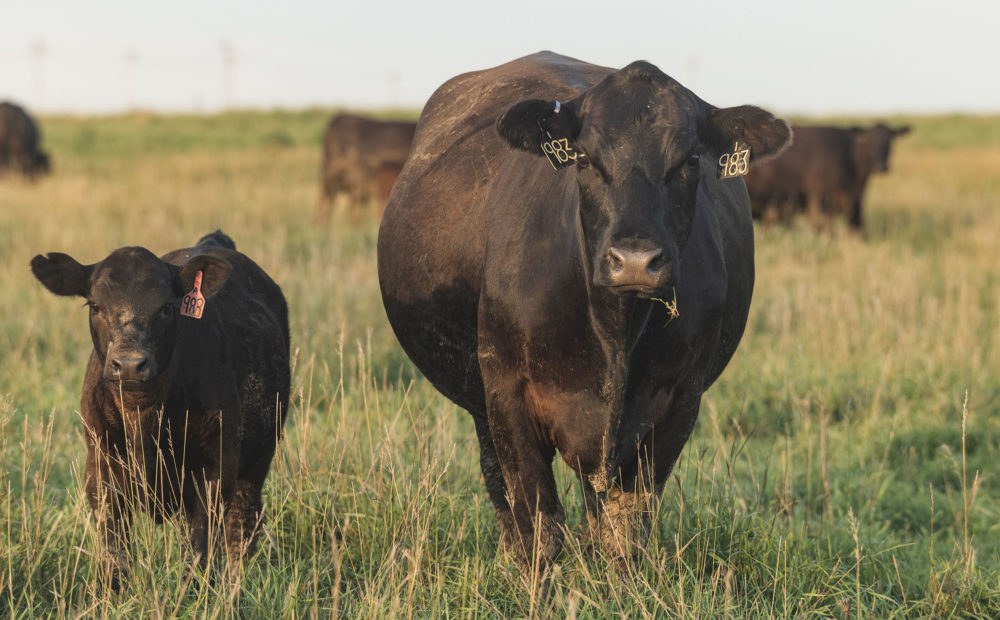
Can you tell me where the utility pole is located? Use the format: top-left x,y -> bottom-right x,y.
30,39 -> 46,111
124,47 -> 138,111
385,69 -> 400,109
221,40 -> 236,110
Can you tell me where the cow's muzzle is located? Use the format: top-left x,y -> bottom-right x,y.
599,246 -> 673,296
105,351 -> 154,387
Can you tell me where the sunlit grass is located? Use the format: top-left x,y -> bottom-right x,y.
1,110 -> 998,617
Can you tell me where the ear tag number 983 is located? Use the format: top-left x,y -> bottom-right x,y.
718,141 -> 750,179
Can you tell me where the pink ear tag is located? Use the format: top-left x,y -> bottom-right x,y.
180,270 -> 206,319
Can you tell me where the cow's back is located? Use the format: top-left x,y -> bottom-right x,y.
382,52 -> 612,297
324,114 -> 415,162
745,125 -> 856,215
162,243 -> 290,451
0,102 -> 40,171
379,53 -> 612,410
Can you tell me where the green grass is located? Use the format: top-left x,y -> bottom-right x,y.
2,110 -> 999,617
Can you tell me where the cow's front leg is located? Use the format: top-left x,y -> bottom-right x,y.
184,461 -> 232,572
598,380 -> 704,560
85,439 -> 133,592
184,471 -> 215,569
224,469 -> 267,575
591,476 -> 656,561
578,474 -> 654,561
484,386 -> 565,578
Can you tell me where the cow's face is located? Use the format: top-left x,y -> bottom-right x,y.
854,123 -> 911,174
497,61 -> 791,298
32,151 -> 50,176
31,248 -> 231,389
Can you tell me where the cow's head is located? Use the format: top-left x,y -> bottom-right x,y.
497,60 -> 790,297
32,151 -> 51,177
31,247 -> 231,389
853,123 -> 910,174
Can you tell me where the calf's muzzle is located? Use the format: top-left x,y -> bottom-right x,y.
108,352 -> 152,383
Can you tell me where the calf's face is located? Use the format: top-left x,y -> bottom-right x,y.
31,247 -> 231,389
498,61 -> 790,298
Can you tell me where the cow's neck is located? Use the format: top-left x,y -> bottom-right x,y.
574,214 -> 657,488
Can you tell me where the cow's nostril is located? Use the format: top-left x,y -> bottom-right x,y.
646,249 -> 666,273
607,248 -> 625,273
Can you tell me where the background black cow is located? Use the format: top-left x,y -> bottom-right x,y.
0,101 -> 50,179
317,113 -> 416,222
30,230 -> 290,590
378,52 -> 790,577
745,123 -> 910,232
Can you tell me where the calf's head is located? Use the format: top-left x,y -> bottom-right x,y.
498,61 -> 790,297
31,247 -> 231,389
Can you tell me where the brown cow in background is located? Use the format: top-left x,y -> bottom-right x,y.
745,123 -> 910,232
317,113 -> 415,223
0,101 -> 50,179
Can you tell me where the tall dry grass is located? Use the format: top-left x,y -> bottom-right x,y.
1,110 -> 998,617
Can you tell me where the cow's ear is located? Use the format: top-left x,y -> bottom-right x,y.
497,99 -> 581,154
893,125 -> 912,138
30,252 -> 93,297
178,254 -> 232,299
707,105 -> 792,163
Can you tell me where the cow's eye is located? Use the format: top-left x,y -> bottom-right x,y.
158,303 -> 175,318
576,152 -> 591,169
87,302 -> 101,315
666,154 -> 697,183
684,153 -> 700,173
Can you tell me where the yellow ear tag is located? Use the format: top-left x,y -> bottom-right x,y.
718,141 -> 751,179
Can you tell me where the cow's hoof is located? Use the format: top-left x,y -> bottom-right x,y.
596,488 -> 654,561
496,510 -> 564,582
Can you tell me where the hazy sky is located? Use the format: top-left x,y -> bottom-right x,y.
2,0 -> 998,116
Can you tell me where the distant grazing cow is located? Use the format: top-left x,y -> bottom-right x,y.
378,51 -> 791,576
0,101 -> 50,178
31,231 -> 290,590
318,113 -> 416,222
745,123 -> 910,232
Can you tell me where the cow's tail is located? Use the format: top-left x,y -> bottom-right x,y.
195,229 -> 236,251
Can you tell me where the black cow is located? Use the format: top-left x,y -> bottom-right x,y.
378,52 -> 790,575
317,113 -> 416,222
745,123 -> 910,232
31,231 -> 290,590
0,101 -> 50,178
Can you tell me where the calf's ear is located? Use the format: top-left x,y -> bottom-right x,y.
497,99 -> 581,154
178,254 -> 232,299
30,252 -> 93,297
707,105 -> 792,163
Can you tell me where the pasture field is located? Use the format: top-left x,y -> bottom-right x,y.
1,109 -> 999,618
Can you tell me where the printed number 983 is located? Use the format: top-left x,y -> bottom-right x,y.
718,144 -> 750,179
